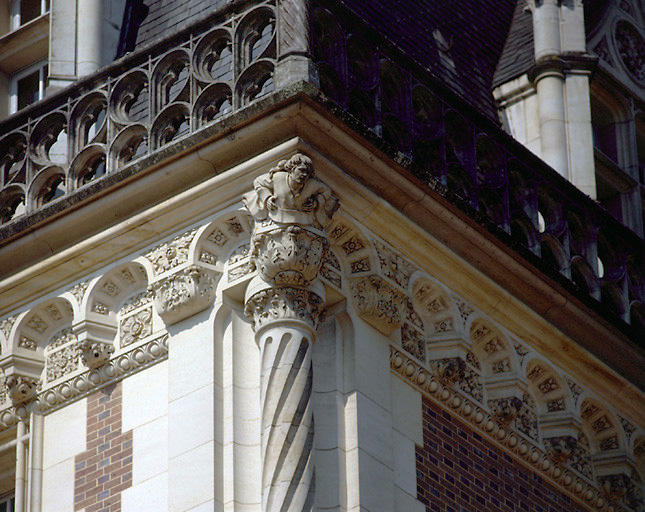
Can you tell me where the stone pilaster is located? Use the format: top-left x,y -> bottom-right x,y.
243,153 -> 338,512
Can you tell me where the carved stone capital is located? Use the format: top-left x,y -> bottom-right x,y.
5,375 -> 39,403
349,275 -> 406,335
149,265 -> 220,325
80,341 -> 115,369
251,225 -> 328,286
244,277 -> 325,334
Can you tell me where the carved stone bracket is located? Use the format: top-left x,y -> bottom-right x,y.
489,396 -> 523,427
430,357 -> 466,388
80,341 -> 115,369
5,376 -> 39,404
149,265 -> 220,325
544,435 -> 576,464
0,351 -> 44,404
349,275 -> 406,335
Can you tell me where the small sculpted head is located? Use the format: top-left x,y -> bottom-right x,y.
287,154 -> 314,185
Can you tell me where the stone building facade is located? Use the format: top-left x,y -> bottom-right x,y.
0,1 -> 643,512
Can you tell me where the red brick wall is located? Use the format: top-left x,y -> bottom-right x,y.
74,383 -> 133,512
416,396 -> 590,512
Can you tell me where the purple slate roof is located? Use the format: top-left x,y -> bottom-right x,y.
337,0 -> 517,121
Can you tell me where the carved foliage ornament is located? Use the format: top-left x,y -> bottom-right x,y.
244,287 -> 325,331
615,21 -> 645,84
149,265 -> 220,325
349,275 -> 406,335
250,225 -> 328,286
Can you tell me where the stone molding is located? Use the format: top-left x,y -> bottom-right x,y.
349,275 -> 406,335
0,334 -> 168,430
390,346 -> 621,512
149,265 -> 220,325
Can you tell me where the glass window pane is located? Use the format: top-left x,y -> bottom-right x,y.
20,0 -> 40,24
17,70 -> 39,110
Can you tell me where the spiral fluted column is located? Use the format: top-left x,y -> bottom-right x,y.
243,153 -> 338,512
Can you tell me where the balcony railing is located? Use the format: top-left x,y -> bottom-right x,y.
310,0 -> 644,338
0,0 -> 643,340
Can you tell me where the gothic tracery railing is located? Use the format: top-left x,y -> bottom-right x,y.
310,0 -> 645,338
0,0 -> 643,339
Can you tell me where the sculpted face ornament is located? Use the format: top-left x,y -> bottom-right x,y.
243,153 -> 339,291
243,153 -> 339,232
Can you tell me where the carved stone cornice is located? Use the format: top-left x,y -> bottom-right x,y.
80,341 -> 115,369
390,346 -> 616,512
38,334 -> 168,414
149,265 -> 220,325
349,275 -> 406,335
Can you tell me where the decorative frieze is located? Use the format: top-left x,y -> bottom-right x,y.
349,275 -> 406,335
374,240 -> 417,288
401,323 -> 425,361
120,307 -> 153,347
146,229 -> 197,275
149,265 -> 220,325
18,336 -> 37,350
69,281 -> 90,304
46,329 -> 80,382
390,346 -> 615,511
38,334 -> 168,413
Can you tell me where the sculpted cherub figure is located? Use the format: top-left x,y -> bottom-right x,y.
243,153 -> 339,230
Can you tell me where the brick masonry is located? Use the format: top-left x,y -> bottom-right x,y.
74,383 -> 133,512
416,396 -> 590,512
